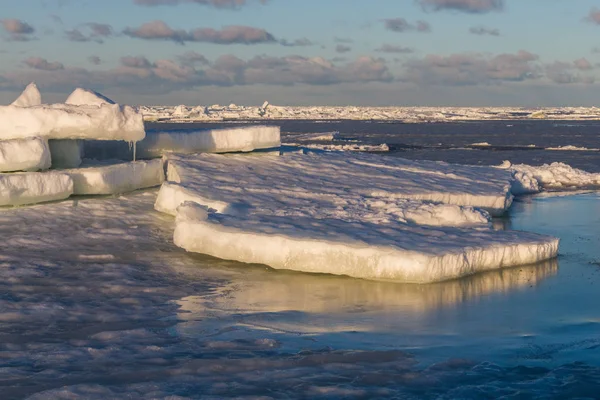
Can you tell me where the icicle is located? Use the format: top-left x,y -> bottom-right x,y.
133,141 -> 137,162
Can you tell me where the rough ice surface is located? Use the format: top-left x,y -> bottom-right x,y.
0,171 -> 73,206
512,162 -> 600,189
65,88 -> 116,107
0,137 -> 51,172
65,159 -> 165,195
48,140 -> 84,168
137,126 -> 281,158
174,202 -> 558,283
157,152 -> 514,219
10,82 -> 42,107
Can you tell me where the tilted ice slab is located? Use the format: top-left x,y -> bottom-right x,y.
10,82 -> 42,107
0,171 -> 73,206
0,137 -> 51,172
175,202 -> 559,283
136,126 -> 281,158
65,159 -> 165,195
0,85 -> 144,142
157,152 -> 514,220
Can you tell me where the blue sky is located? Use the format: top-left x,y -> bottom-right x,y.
2,0 -> 600,106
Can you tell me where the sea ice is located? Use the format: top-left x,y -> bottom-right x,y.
136,126 -> 281,158
48,140 -> 84,168
0,85 -> 144,142
65,159 -> 165,195
0,171 -> 73,206
507,161 -> 600,190
174,202 -> 559,283
65,88 -> 115,107
10,82 -> 42,107
157,152 -> 514,219
0,137 -> 51,172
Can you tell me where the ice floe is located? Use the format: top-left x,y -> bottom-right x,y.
136,126 -> 281,158
0,137 -> 51,172
0,171 -> 73,206
512,162 -> 600,189
66,159 -> 165,195
174,202 -> 558,283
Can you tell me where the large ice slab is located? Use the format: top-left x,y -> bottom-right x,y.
0,137 -> 51,172
0,171 -> 73,206
157,152 -> 514,219
174,202 -> 559,283
65,159 -> 165,195
137,126 -> 281,158
48,140 -> 84,168
10,83 -> 42,107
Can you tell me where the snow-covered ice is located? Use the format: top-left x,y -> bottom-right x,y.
66,159 -> 165,195
0,171 -> 73,206
65,88 -> 115,107
10,82 -> 42,107
157,152 -> 515,218
48,140 -> 84,168
0,137 -> 51,172
174,202 -> 558,283
136,126 -> 281,158
0,84 -> 145,142
512,162 -> 600,190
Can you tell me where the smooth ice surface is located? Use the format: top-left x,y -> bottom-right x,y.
10,82 -> 42,107
0,137 -> 51,172
48,140 -> 84,168
157,152 -> 513,219
0,103 -> 145,142
137,126 -> 281,158
175,202 -> 558,283
65,159 -> 164,195
65,88 -> 115,107
0,171 -> 72,206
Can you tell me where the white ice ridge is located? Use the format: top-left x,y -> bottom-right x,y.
136,126 -> 281,158
48,140 -> 84,168
0,171 -> 73,206
0,137 -> 51,172
157,152 -> 514,219
512,162 -> 600,189
10,82 -> 41,107
66,159 -> 165,195
65,88 -> 115,107
0,84 -> 145,142
174,202 -> 559,283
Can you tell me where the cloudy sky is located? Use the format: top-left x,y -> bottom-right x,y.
2,0 -> 600,106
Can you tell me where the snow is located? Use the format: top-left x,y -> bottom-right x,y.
10,82 -> 41,107
546,145 -> 599,151
65,159 -> 165,195
174,202 -> 558,283
0,171 -> 73,206
136,126 -> 281,158
65,88 -> 115,107
48,140 -> 84,168
157,152 -> 514,219
0,137 -> 51,172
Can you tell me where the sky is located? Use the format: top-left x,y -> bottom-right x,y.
2,0 -> 600,106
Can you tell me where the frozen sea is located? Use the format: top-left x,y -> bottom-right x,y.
3,120 -> 600,399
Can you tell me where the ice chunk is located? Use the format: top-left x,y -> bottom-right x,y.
48,140 -> 84,168
11,83 -> 42,107
65,159 -> 164,195
137,126 -> 280,158
174,202 -> 559,283
65,88 -> 115,107
0,137 -> 51,172
0,103 -> 145,142
0,171 -> 73,206
512,162 -> 600,189
157,152 -> 514,219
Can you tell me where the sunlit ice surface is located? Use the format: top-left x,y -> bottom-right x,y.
2,189 -> 600,398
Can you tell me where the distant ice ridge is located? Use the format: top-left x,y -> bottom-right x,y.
175,202 -> 558,283
0,83 -> 145,142
546,145 -> 599,151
